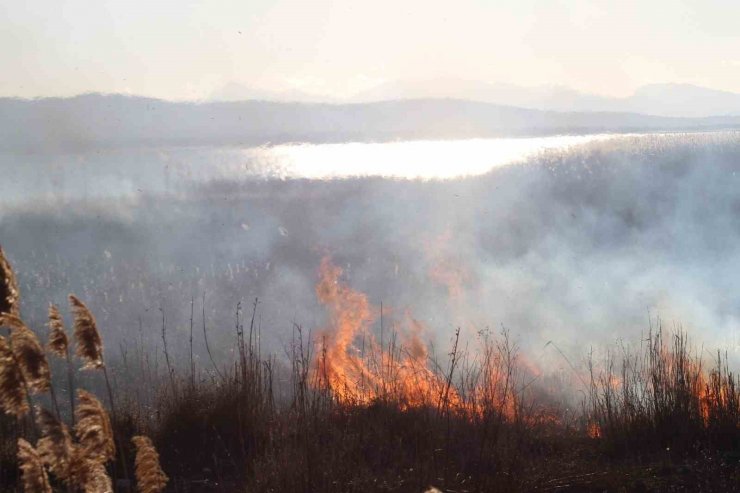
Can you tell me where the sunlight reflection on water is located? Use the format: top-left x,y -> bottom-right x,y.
0,133 -> 656,208
243,134 -> 618,180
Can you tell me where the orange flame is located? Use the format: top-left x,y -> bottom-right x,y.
314,257 -> 454,407
587,422 -> 602,439
313,256 -> 531,422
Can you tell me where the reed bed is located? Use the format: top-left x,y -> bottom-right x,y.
2,245 -> 740,492
0,247 -> 166,493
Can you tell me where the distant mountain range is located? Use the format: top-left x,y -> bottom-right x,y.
2,93 -> 739,153
213,80 -> 740,119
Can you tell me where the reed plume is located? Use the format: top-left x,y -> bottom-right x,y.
47,303 -> 69,358
68,296 -> 129,481
75,389 -> 115,463
36,405 -> 115,492
132,435 -> 168,493
36,407 -> 75,483
62,446 -> 113,493
1,313 -> 51,393
80,458 -> 113,493
69,295 -> 104,370
17,438 -> 52,493
0,335 -> 29,416
0,245 -> 20,317
49,301 -> 77,423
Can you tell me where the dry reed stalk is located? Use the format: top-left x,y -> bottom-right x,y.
68,296 -> 130,483
75,389 -> 115,464
48,302 -> 77,423
36,407 -> 75,483
17,438 -> 52,493
0,313 -> 51,393
0,335 -> 29,416
72,453 -> 114,493
82,459 -> 114,493
132,435 -> 169,493
47,303 -> 69,357
0,246 -> 20,317
69,295 -> 104,370
67,447 -> 114,493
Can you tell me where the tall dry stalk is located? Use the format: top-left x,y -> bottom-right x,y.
0,245 -> 20,317
0,335 -> 28,416
1,314 -> 51,394
17,438 -> 52,493
202,292 -> 224,381
67,447 -> 114,493
69,295 -> 104,370
189,296 -> 195,388
47,303 -> 69,358
75,389 -> 115,464
36,407 -> 75,483
0,313 -> 58,421
160,307 -> 177,397
78,460 -> 113,493
132,435 -> 168,493
48,303 -> 76,424
37,405 -> 115,492
69,294 -> 130,484
0,246 -> 36,428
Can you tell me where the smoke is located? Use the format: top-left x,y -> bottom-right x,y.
2,131 -> 740,371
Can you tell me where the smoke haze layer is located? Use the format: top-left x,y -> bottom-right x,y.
2,131 -> 740,369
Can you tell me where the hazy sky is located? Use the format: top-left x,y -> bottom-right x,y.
2,0 -> 739,100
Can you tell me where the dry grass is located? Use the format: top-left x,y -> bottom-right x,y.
0,246 -> 170,492
17,438 -> 52,493
1,313 -> 51,394
47,303 -> 69,359
36,408 -> 75,484
74,389 -> 115,465
0,245 -> 20,317
132,435 -> 168,493
587,327 -> 740,457
2,245 -> 740,492
0,335 -> 28,417
69,295 -> 104,370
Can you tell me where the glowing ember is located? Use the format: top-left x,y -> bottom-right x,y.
587,422 -> 602,439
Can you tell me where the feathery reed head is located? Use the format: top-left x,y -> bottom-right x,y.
75,389 -> 115,464
0,313 -> 51,393
132,435 -> 169,493
69,295 -> 104,369
73,456 -> 113,493
38,406 -> 114,493
36,407 -> 75,483
0,335 -> 29,416
47,303 -> 69,358
17,438 -> 52,493
0,246 -> 20,317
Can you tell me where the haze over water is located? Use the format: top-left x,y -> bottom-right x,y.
0,132 -> 668,207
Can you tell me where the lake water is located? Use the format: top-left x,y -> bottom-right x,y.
0,134 -> 626,207
3,131 -> 735,208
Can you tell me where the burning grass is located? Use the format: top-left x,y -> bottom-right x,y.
587,327 -> 740,457
2,251 -> 740,491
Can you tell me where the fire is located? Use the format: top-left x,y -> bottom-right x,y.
314,256 -> 374,401
314,257 -> 453,408
587,422 -> 602,439
313,256 -> 529,422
